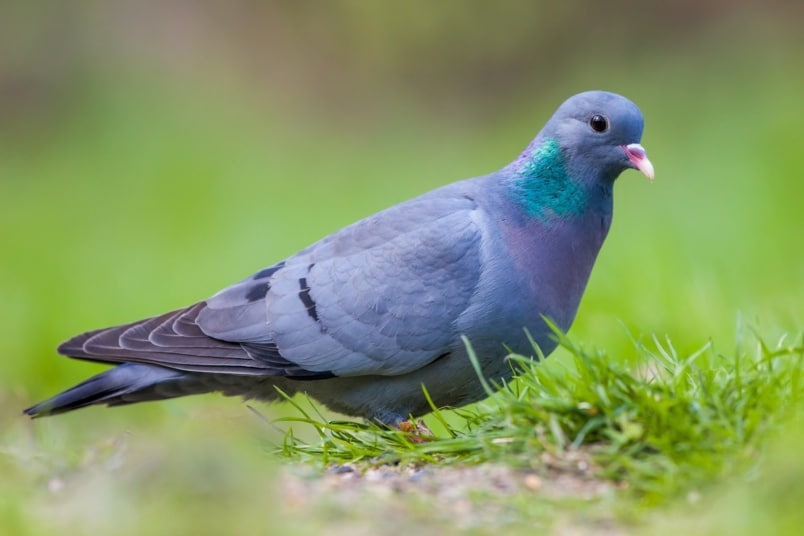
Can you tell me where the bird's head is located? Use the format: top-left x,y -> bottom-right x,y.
545,90 -> 654,182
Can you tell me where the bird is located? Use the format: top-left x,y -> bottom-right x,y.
24,90 -> 654,425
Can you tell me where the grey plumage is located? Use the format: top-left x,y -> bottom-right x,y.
25,90 -> 654,424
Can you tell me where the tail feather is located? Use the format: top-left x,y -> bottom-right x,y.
24,363 -> 210,418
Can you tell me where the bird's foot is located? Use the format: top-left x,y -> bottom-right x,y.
396,419 -> 433,443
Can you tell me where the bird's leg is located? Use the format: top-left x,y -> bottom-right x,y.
396,419 -> 433,442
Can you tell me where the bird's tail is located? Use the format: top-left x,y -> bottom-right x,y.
23,363 -> 210,418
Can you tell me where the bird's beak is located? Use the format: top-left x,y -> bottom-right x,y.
623,143 -> 654,181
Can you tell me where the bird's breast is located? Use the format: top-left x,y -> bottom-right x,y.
471,207 -> 611,354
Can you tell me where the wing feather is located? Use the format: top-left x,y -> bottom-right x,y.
59,180 -> 487,381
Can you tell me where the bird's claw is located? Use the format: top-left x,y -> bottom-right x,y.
396,419 -> 433,442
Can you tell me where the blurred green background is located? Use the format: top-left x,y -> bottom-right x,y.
1,1 -> 802,534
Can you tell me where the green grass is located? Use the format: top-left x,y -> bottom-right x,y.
274,326 -> 804,503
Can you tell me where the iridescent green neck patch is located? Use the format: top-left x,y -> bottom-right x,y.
509,138 -> 586,220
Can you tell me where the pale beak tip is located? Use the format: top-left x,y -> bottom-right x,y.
625,143 -> 655,181
640,158 -> 655,182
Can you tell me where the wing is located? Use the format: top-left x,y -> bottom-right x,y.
198,184 -> 484,377
57,303 -> 330,378
60,182 -> 486,380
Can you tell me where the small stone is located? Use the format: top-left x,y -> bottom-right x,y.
327,464 -> 355,475
523,474 -> 542,491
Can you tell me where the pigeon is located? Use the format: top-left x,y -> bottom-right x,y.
24,90 -> 653,424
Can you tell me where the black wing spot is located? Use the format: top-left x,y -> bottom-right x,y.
252,261 -> 285,280
298,277 -> 319,322
245,281 -> 270,302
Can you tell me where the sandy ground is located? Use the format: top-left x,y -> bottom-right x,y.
277,451 -> 622,534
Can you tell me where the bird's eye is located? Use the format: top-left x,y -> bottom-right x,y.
589,114 -> 609,132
